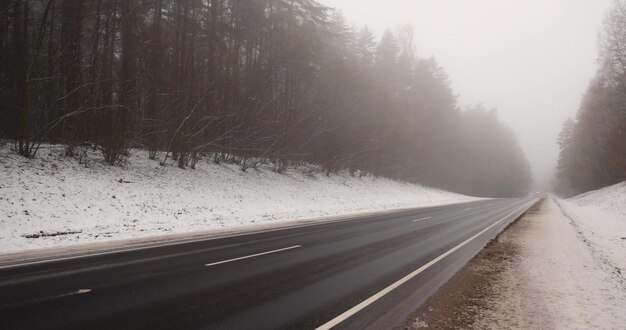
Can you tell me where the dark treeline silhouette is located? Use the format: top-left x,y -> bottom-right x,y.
556,0 -> 626,196
0,0 -> 531,197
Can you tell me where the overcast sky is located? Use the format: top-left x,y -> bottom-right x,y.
322,0 -> 613,189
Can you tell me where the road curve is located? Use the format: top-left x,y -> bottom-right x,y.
0,197 -> 539,329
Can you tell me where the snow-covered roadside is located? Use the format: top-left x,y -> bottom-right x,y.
558,182 -> 626,273
475,198 -> 626,329
0,143 -> 476,254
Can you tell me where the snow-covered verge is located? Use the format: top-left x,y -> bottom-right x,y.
475,198 -> 626,329
404,197 -> 626,329
559,182 -> 626,273
0,143 -> 476,254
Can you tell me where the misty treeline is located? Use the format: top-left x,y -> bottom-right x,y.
0,0 -> 531,197
556,0 -> 626,196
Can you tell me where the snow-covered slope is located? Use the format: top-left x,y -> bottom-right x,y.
569,182 -> 626,219
559,182 -> 626,274
0,143 -> 476,253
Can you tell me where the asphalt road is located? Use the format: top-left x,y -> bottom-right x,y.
0,197 -> 539,330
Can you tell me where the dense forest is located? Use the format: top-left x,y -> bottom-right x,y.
556,0 -> 626,196
0,0 -> 531,197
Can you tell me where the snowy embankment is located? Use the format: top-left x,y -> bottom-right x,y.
0,143 -> 475,254
559,182 -> 626,273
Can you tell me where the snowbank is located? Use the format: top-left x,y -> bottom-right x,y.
568,181 -> 626,218
559,182 -> 626,273
0,143 -> 475,253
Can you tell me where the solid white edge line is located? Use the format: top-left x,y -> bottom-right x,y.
205,245 -> 302,267
412,217 -> 432,222
315,200 -> 535,330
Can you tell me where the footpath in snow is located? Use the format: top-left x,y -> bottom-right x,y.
405,196 -> 626,329
0,143 -> 475,254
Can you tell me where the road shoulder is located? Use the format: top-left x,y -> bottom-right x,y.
401,197 -> 626,329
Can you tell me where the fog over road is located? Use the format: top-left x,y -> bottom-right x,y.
0,198 -> 538,329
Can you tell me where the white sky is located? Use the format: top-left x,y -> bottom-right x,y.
323,0 -> 613,189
